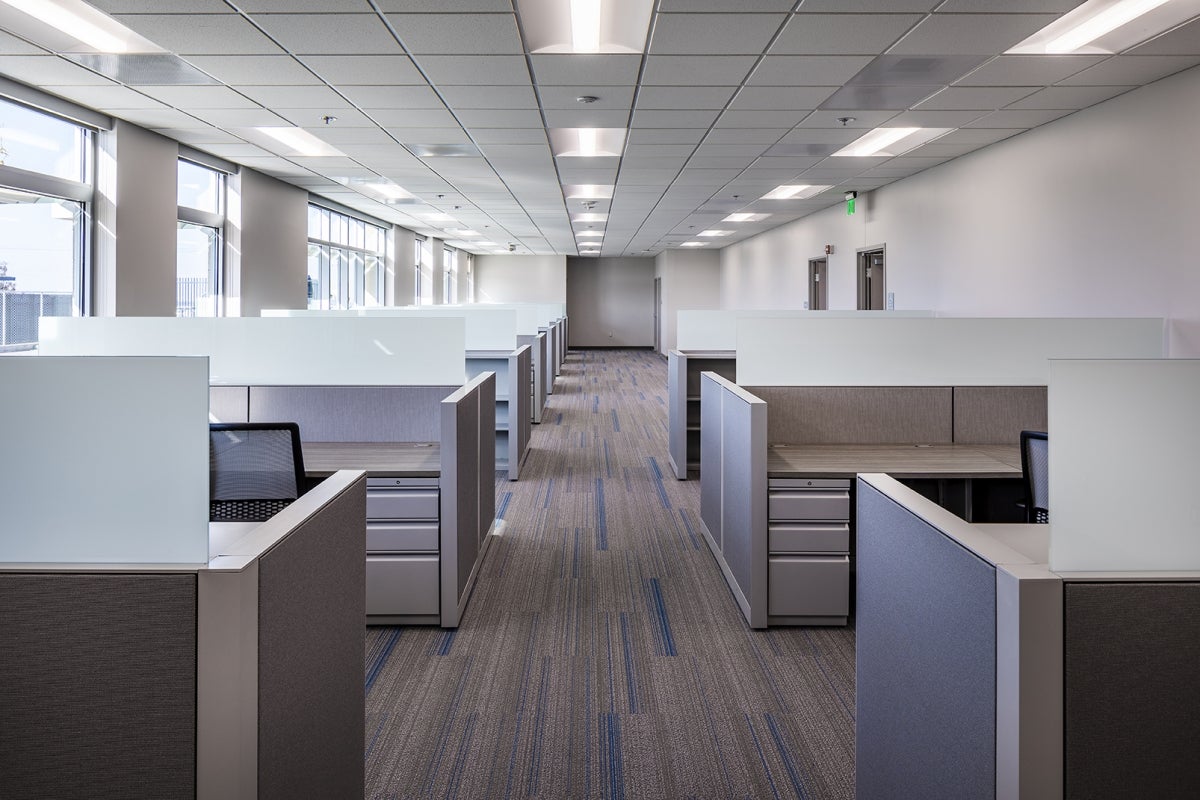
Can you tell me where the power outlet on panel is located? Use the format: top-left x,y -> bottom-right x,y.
803,300 -> 809,310
886,292 -> 895,310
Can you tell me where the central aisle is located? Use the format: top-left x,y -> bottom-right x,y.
365,349 -> 855,799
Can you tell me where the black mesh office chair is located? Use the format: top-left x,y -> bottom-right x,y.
209,422 -> 307,522
1019,430 -> 1049,524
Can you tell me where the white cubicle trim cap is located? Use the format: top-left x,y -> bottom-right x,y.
1048,358 -> 1200,572
39,316 -> 467,386
735,317 -> 1164,387
0,355 -> 210,565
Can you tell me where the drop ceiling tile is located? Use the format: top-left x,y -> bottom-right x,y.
251,13 -> 402,55
479,144 -> 554,161
704,127 -> 789,144
659,0 -> 794,9
1128,18 -> 1200,55
964,108 -> 1073,127
470,128 -> 549,144
530,55 -> 643,86
684,155 -> 758,169
637,86 -> 737,110
715,108 -> 810,127
889,14 -> 1058,56
777,128 -> 861,144
626,128 -> 708,144
622,155 -> 689,170
748,55 -> 874,86
819,83 -> 941,110
320,129 -> 407,147
0,56 -> 114,86
730,86 -> 837,110
886,109 -> 989,127
910,142 -> 989,158
772,14 -> 921,55
386,13 -> 522,54
1058,55 -> 1200,86
760,143 -> 841,158
413,55 -> 529,85
847,54 -> 992,86
136,84 -> 259,109
46,84 -> 165,109
458,108 -> 547,127
367,108 -> 459,126
915,86 -> 1038,110
1006,85 -> 1131,109
751,156 -> 823,171
631,109 -> 720,128
235,85 -> 352,108
338,85 -> 444,109
90,0 -> 230,12
378,0 -> 513,10
938,0 -> 1084,10
154,126 -> 245,145
0,30 -> 46,55
300,55 -> 425,85
112,13 -> 284,55
110,108 -> 201,128
641,56 -> 758,86
954,55 -> 1104,86
193,108 -> 291,126
695,142 -> 774,157
439,85 -> 538,109
620,168 -> 692,185
182,55 -> 321,86
283,108 -> 376,127
795,109 -> 899,128
193,142 -> 275,159
625,143 -> 700,158
932,127 -> 1019,145
649,13 -> 787,55
547,108 -> 633,127
538,86 -> 634,110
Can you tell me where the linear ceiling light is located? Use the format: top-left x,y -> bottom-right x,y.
760,185 -> 833,200
576,231 -> 604,237
254,127 -> 344,158
831,127 -> 951,158
680,241 -> 706,247
564,184 -> 614,199
577,127 -> 598,157
699,230 -> 731,237
723,212 -> 770,223
571,0 -> 601,52
0,0 -> 162,53
574,212 -> 608,222
549,128 -> 626,158
1007,0 -> 1195,54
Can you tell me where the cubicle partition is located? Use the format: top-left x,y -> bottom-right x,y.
0,356 -> 368,800
467,345 -> 532,479
667,349 -> 735,479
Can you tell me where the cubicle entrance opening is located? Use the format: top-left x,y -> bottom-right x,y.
808,258 -> 827,310
857,247 -> 886,310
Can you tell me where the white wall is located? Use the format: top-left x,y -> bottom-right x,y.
474,254 -> 567,303
567,256 -> 655,346
94,121 -> 178,317
655,249 -> 721,354
236,170 -> 308,317
720,65 -> 1200,355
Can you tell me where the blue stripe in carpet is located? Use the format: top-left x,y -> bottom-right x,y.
596,479 -> 608,550
603,438 -> 612,478
620,612 -> 638,714
497,491 -> 512,519
765,713 -> 809,800
647,456 -> 671,509
543,478 -> 555,509
746,714 -> 782,800
611,409 -> 620,431
600,713 -> 625,800
645,578 -> 677,656
593,394 -> 600,413
678,509 -> 701,550
365,627 -> 402,692
435,629 -> 457,656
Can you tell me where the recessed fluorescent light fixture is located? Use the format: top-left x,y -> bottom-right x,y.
576,231 -> 604,237
1008,0 -> 1198,54
0,0 -> 163,53
253,127 -> 344,158
573,212 -> 608,223
699,230 -> 731,237
422,212 -> 457,223
760,185 -> 833,200
564,184 -> 615,199
447,229 -> 481,237
341,179 -> 413,203
723,212 -> 770,223
831,127 -> 951,158
517,0 -> 654,54
549,128 -> 626,158
680,241 -> 706,248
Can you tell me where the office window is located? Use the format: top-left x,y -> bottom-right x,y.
307,204 -> 387,310
176,160 -> 224,317
443,246 -> 457,305
0,97 -> 92,352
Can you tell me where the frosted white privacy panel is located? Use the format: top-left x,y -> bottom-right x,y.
736,317 -> 1163,386
1049,360 -> 1200,572
40,317 -> 466,385
0,356 -> 209,564
676,310 -> 935,351
261,307 -> 518,351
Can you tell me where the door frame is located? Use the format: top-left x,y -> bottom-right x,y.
856,244 -> 886,310
807,256 -> 828,311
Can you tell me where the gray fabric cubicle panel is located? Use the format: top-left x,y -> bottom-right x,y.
256,475 -> 366,800
953,386 -> 1047,444
1062,581 -> 1200,800
746,386 -> 953,444
0,573 -> 197,799
249,385 -> 455,442
477,373 -> 496,541
699,374 -> 724,544
454,392 -> 481,601
210,385 -> 249,422
856,481 -> 996,800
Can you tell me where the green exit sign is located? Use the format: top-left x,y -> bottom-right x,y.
845,191 -> 857,215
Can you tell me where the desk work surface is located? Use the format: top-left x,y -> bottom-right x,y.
767,444 -> 1022,479
305,442 -> 441,477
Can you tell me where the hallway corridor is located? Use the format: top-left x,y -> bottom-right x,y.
364,349 -> 856,799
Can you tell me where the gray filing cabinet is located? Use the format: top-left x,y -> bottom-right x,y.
766,478 -> 850,626
365,477 -> 440,622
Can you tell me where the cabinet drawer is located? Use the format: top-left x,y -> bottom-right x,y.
366,522 -> 439,553
366,555 -> 439,616
768,556 -> 849,617
768,523 -> 849,554
768,490 -> 849,521
366,489 -> 438,520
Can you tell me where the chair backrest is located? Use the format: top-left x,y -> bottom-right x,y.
209,422 -> 306,522
1020,430 -> 1049,524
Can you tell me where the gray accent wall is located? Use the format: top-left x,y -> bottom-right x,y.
567,256 -> 654,347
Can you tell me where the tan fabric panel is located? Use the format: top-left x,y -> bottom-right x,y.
953,386 -> 1047,444
746,386 -> 953,445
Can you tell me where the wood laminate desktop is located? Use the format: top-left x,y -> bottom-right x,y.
767,443 -> 1022,480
